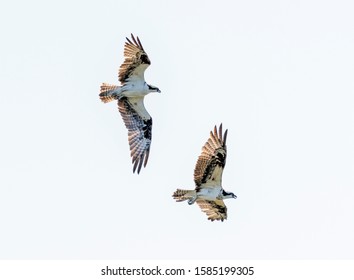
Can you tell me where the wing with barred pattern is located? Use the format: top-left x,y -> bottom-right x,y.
194,124 -> 228,188
117,96 -> 152,174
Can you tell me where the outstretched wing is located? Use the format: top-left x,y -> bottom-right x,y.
118,96 -> 152,174
194,124 -> 228,188
118,34 -> 151,84
196,199 -> 227,221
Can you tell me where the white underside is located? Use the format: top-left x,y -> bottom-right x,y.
127,96 -> 151,120
197,186 -> 222,200
108,81 -> 151,120
121,80 -> 150,97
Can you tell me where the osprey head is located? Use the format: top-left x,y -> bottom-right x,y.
148,84 -> 161,93
222,189 -> 237,199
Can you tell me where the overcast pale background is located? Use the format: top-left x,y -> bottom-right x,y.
1,0 -> 353,259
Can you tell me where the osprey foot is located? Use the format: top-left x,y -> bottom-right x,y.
188,197 -> 197,205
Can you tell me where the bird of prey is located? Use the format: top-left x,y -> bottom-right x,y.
99,34 -> 161,174
172,124 -> 237,221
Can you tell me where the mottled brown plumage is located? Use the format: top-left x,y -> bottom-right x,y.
196,199 -> 227,221
118,34 -> 151,84
194,124 -> 228,188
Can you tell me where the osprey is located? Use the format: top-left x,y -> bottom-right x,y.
172,124 -> 237,222
99,34 -> 161,174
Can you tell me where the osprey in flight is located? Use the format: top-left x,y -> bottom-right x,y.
99,34 -> 161,174
172,124 -> 237,222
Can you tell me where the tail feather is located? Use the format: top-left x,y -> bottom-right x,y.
172,189 -> 196,202
99,83 -> 120,103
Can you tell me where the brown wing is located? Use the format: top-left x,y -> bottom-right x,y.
118,34 -> 151,83
194,124 -> 228,188
196,199 -> 227,221
118,96 -> 152,174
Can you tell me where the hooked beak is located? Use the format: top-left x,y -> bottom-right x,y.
157,89 -> 161,93
233,194 -> 237,199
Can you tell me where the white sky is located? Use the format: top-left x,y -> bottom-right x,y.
0,0 -> 353,259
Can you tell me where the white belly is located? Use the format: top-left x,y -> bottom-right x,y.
197,187 -> 222,200
122,82 -> 149,97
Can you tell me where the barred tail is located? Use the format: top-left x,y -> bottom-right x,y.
99,83 -> 120,103
172,189 -> 196,202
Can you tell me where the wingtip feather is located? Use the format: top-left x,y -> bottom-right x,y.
223,129 -> 228,145
131,33 -> 138,45
143,149 -> 150,168
136,156 -> 144,174
132,158 -> 139,174
126,36 -> 133,45
218,123 -> 223,140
